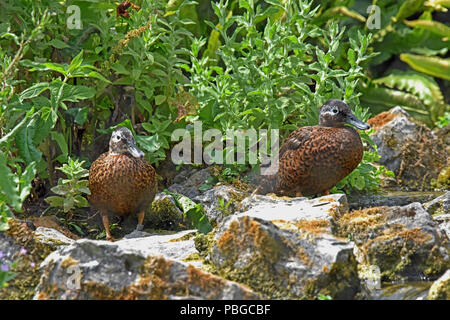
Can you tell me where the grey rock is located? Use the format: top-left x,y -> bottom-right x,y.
368,106 -> 446,190
239,193 -> 348,221
348,191 -> 444,211
168,168 -> 211,199
336,202 -> 450,281
122,230 -> 152,239
427,269 -> 450,300
34,227 -> 75,245
34,230 -> 259,300
361,282 -> 431,300
369,107 -> 416,173
208,194 -> 360,299
0,230 -> 25,267
434,214 -> 450,239
193,185 -> 245,225
143,193 -> 190,231
424,191 -> 450,216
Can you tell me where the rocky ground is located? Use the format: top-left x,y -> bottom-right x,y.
1,107 -> 449,300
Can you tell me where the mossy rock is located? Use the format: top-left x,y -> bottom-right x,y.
0,219 -> 58,299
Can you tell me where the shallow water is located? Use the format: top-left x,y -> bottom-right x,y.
363,281 -> 432,300
347,190 -> 445,210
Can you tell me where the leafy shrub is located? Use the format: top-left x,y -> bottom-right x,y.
310,0 -> 450,127
184,0 -> 382,193
45,158 -> 90,213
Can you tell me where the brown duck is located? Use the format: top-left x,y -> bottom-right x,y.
89,127 -> 157,240
257,99 -> 370,197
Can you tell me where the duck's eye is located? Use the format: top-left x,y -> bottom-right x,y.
332,108 -> 339,114
115,135 -> 121,141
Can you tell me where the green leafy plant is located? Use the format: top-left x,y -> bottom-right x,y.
436,111 -> 450,128
0,210 -> 10,232
317,293 -> 332,300
185,0 -> 381,193
163,190 -> 213,234
217,197 -> 233,216
0,151 -> 36,215
0,259 -> 17,288
45,158 -> 91,213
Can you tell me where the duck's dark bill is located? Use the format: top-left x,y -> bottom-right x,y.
346,114 -> 370,130
128,143 -> 145,158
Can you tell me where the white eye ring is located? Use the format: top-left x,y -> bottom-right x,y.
115,135 -> 121,141
332,108 -> 338,114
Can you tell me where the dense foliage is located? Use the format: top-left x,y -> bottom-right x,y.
0,0 -> 448,229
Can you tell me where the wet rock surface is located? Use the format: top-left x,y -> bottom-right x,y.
367,106 -> 447,190
347,191 -> 444,211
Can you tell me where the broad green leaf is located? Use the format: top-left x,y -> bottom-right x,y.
164,190 -> 212,234
395,0 -> 426,21
0,110 -> 33,146
50,184 -> 70,196
154,95 -> 166,105
50,131 -> 68,159
111,63 -> 131,75
32,109 -> 56,146
47,38 -> 70,49
135,135 -> 161,153
97,119 -> 134,136
403,19 -> 450,39
400,54 -> 450,80
84,71 -> 111,83
15,115 -> 42,164
68,50 -> 84,74
373,71 -> 445,109
18,162 -> 37,203
19,82 -> 50,102
65,107 -> 89,125
73,195 -> 89,207
0,152 -> 21,212
45,196 -> 64,207
63,197 -> 75,212
61,85 -> 96,102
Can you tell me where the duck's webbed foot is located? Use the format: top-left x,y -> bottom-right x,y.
101,213 -> 118,241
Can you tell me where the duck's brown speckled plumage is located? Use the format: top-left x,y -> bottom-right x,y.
89,127 -> 157,240
258,99 -> 369,197
89,153 -> 157,215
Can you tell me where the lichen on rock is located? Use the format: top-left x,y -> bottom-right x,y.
427,269 -> 450,300
207,194 -> 361,299
367,106 -> 447,190
334,202 -> 450,281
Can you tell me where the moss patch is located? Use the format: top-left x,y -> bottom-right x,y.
335,206 -> 450,281
0,219 -> 57,299
146,197 -> 191,231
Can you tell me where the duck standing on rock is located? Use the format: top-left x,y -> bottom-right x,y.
89,127 -> 157,241
257,99 -> 370,197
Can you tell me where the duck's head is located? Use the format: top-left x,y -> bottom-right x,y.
109,127 -> 144,158
319,99 -> 370,130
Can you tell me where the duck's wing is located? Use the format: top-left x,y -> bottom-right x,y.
257,127 -> 312,195
278,127 -> 312,158
276,127 -> 321,193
